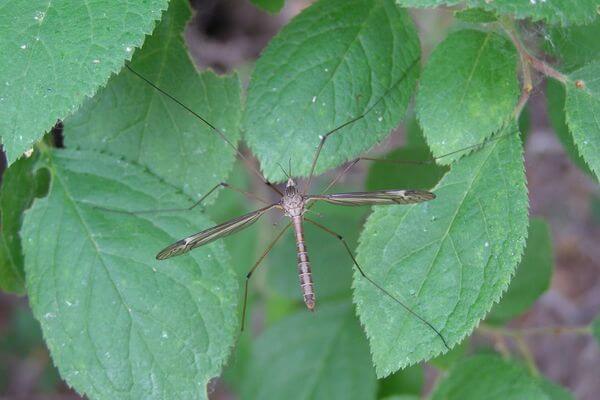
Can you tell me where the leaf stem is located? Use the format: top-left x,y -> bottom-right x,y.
479,324 -> 592,337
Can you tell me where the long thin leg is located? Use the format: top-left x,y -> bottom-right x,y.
96,182 -> 268,215
125,64 -> 283,196
241,222 -> 292,331
303,57 -> 420,193
304,217 -> 450,350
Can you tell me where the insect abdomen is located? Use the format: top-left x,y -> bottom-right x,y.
293,217 -> 315,310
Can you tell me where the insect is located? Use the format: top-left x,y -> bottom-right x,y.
122,64 -> 479,350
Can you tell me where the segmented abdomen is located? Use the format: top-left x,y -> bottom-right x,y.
292,216 -> 315,310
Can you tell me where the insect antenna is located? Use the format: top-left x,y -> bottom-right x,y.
124,64 -> 283,196
277,162 -> 290,179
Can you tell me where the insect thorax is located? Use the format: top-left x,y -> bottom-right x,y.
282,180 -> 304,217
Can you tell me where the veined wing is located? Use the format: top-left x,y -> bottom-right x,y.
157,204 -> 279,260
305,190 -> 435,206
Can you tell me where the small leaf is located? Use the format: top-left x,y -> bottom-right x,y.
378,364 -> 423,398
430,355 -> 550,400
355,129 -> 528,377
395,1 -> 598,25
241,301 -> 377,400
22,149 -> 239,400
64,0 -> 242,199
250,0 -> 285,13
485,218 -> 553,325
0,0 -> 170,164
244,0 -> 420,181
592,314 -> 600,344
0,152 -> 49,294
454,8 -> 498,23
267,200 -> 369,301
545,19 -> 600,73
564,61 -> 600,181
547,79 -> 594,177
416,30 -> 519,165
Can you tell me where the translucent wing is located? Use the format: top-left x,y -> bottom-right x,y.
305,189 -> 435,206
157,204 -> 278,260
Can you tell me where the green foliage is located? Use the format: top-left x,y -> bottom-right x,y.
454,8 -> 498,23
22,149 -> 239,400
593,314 -> 600,344
0,0 -> 170,164
244,0 -> 420,181
355,129 -> 528,376
0,152 -> 49,293
395,0 -> 599,25
416,30 -> 519,164
1,0 -> 594,397
486,218 -> 554,324
546,79 -> 593,177
250,0 -> 286,13
430,355 -> 552,399
241,301 -> 376,400
63,0 -> 242,199
564,61 -> 600,181
378,364 -> 423,398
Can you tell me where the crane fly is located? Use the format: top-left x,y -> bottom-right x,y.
123,61 -> 474,350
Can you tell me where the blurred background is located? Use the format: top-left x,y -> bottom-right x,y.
1,0 -> 599,399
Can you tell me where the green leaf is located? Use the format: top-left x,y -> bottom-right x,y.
564,61 -> 600,181
0,0 -> 170,164
381,396 -> 419,400
378,364 -> 423,398
244,0 -> 420,181
22,149 -> 239,400
354,129 -> 528,377
592,314 -> 600,344
416,30 -> 519,165
454,8 -> 498,23
485,218 -> 553,325
64,0 -> 242,199
430,355 -> 550,400
545,18 -> 600,73
395,1 -> 599,25
547,79 -> 594,177
250,0 -> 285,13
365,122 -> 448,192
267,200 -> 369,302
0,153 -> 49,294
241,301 -> 376,400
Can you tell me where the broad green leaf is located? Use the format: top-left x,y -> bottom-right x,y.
454,8 -> 498,23
64,0 -> 242,199
0,0 -> 169,164
565,61 -> 600,181
241,301 -> 376,400
267,200 -> 369,302
354,129 -> 528,377
485,218 -> 553,325
244,0 -> 420,181
250,0 -> 285,13
381,396 -> 419,400
396,1 -> 599,25
0,152 -> 49,294
416,30 -> 519,165
430,355 -> 550,400
547,79 -> 594,177
545,19 -> 600,73
378,364 -> 423,398
22,149 -> 239,400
